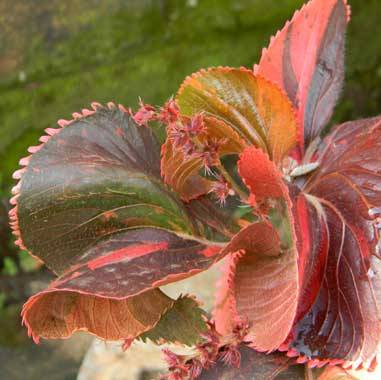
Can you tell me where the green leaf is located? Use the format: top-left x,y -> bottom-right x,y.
139,295 -> 208,346
2,257 -> 18,276
13,104 -> 195,275
0,292 -> 5,310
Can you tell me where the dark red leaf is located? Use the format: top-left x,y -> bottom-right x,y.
230,118 -> 381,368
288,117 -> 381,368
41,228 -> 221,298
255,0 -> 350,151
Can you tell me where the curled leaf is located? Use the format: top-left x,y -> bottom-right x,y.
237,147 -> 290,208
23,287 -> 172,343
21,227 -> 221,343
11,104 -> 195,275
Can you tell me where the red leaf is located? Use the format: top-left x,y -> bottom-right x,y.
21,227 -> 222,342
237,147 -> 290,208
289,117 -> 381,368
255,0 -> 350,152
213,147 -> 302,352
214,222 -> 299,353
229,118 -> 381,367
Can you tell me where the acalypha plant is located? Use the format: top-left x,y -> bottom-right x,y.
9,0 -> 381,378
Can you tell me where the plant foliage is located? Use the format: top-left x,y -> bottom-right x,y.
9,0 -> 381,379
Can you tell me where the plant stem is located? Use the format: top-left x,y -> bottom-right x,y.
304,365 -> 314,380
217,163 -> 248,202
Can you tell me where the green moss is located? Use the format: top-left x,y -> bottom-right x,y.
0,292 -> 5,310
1,257 -> 18,276
0,304 -> 27,347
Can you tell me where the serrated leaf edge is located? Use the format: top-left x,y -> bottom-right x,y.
176,66 -> 300,163
9,102 -> 132,262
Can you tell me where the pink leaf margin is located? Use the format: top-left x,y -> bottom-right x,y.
8,102 -> 133,264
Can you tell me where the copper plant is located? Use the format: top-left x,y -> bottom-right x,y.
10,0 -> 381,378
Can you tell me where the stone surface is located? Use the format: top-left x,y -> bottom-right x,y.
0,279 -> 91,380
0,333 -> 92,380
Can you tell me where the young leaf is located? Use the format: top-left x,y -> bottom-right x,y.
176,67 -> 298,164
161,116 -> 244,201
139,295 -> 208,346
290,117 -> 381,367
255,0 -> 350,151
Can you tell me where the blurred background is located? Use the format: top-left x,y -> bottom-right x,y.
0,0 -> 380,379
